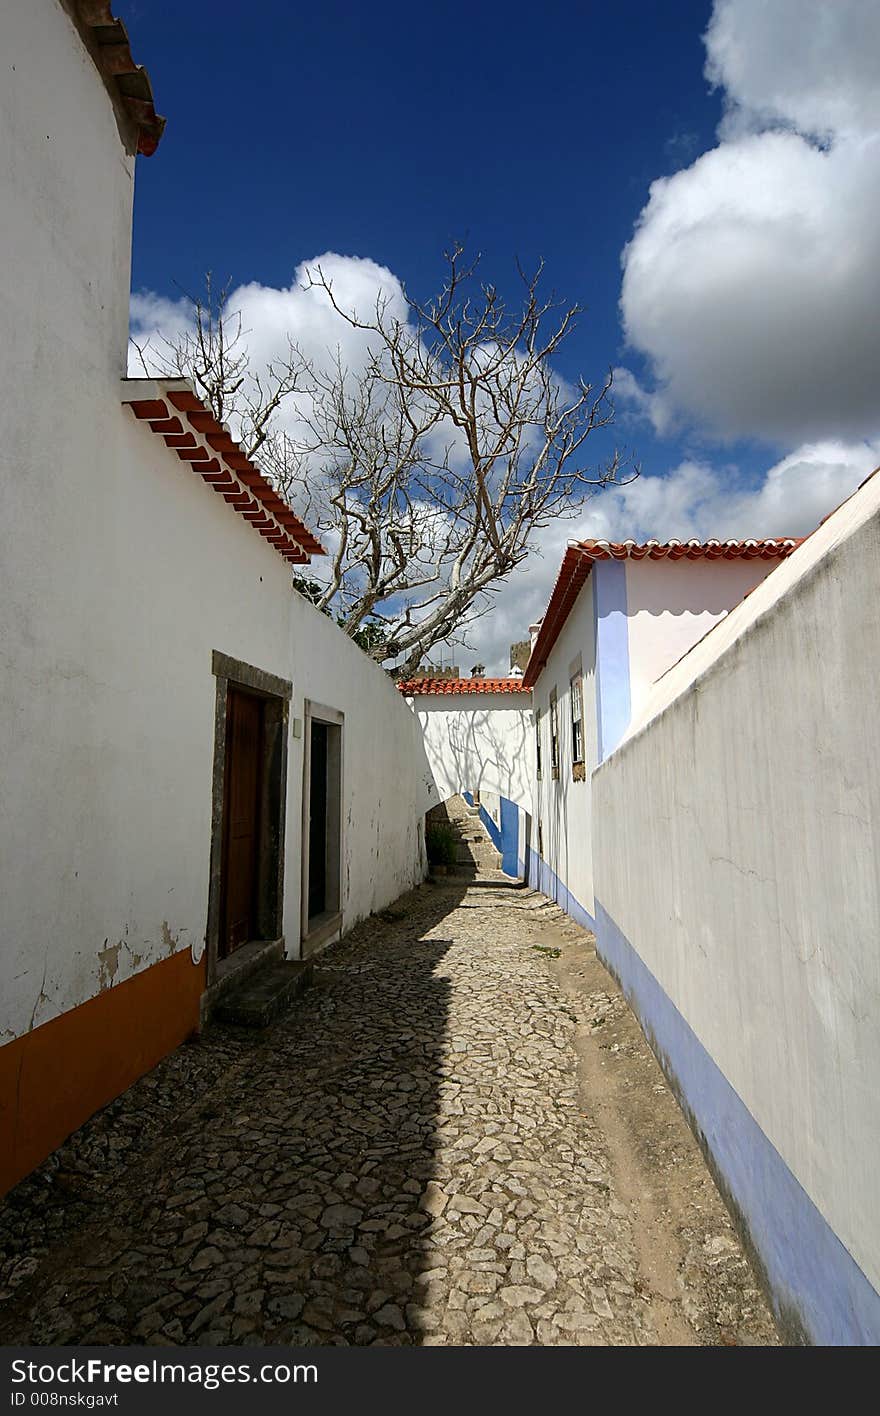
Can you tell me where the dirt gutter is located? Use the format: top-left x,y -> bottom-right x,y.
539,917 -> 781,1346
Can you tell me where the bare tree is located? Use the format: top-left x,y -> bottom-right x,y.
132,249 -> 636,672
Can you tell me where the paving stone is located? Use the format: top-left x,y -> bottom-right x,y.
498,1285 -> 545,1308
500,1310 -> 535,1345
526,1255 -> 558,1289
320,1204 -> 363,1231
0,860 -> 778,1349
449,1195 -> 487,1216
266,1294 -> 306,1321
419,1183 -> 448,1218
373,1303 -> 406,1331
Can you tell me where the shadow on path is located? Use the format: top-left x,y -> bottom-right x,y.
0,884 -> 467,1346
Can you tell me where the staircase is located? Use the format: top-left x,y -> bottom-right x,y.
428,794 -> 502,879
211,955 -> 313,1029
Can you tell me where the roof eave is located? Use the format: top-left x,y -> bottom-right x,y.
121,377 -> 326,564
70,2 -> 166,157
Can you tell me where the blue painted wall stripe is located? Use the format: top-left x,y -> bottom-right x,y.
593,560 -> 631,761
499,797 -> 519,876
526,846 -> 595,931
594,897 -> 880,1345
473,798 -> 523,878
478,802 -> 502,852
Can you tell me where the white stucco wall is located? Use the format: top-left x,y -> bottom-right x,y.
410,695 -> 534,810
530,575 -> 598,918
0,396 -> 430,1044
0,0 -> 135,393
594,473 -> 880,1312
479,789 -> 501,831
624,557 -> 780,719
0,0 -> 430,1045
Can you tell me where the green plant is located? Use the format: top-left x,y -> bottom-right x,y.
425,823 -> 458,867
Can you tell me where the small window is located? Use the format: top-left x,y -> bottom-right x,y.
571,673 -> 585,764
549,689 -> 559,779
535,712 -> 542,780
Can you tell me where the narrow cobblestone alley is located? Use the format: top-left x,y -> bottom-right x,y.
0,879 -> 778,1347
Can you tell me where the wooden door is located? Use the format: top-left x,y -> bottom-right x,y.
219,689 -> 263,956
308,720 -> 328,919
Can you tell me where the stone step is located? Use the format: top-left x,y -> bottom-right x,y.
455,842 -> 501,865
214,960 -> 313,1029
427,794 -> 502,874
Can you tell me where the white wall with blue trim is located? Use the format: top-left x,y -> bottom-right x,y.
529,572 -> 598,922
593,475 -> 880,1343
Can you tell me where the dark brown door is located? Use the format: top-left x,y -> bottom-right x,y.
219,689 -> 263,957
308,720 -> 328,920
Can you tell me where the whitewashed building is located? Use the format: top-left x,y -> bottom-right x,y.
0,0 -> 431,1196
592,474 -> 880,1344
399,678 -> 533,876
6,0 -> 880,1350
406,539 -> 797,925
521,538 -> 798,924
408,511 -> 880,1342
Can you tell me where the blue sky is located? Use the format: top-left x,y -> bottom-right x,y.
124,0 -> 714,468
124,0 -> 880,670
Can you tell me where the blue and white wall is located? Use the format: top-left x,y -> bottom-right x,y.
527,554 -> 774,923
592,475 -> 880,1344
530,574 -> 598,924
468,788 -> 525,877
597,555 -> 781,760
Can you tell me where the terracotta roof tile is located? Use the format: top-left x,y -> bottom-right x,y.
575,537 -> 800,562
74,2 -> 165,156
121,378 -> 326,565
397,678 -> 530,696
522,537 -> 800,688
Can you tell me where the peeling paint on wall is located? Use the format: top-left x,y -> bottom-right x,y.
97,940 -> 121,990
28,963 -> 50,1033
160,922 -> 179,956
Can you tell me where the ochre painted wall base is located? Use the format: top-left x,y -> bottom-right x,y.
0,949 -> 206,1197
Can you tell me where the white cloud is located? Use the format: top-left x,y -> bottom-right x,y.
621,0 -> 880,444
226,253 -> 408,383
129,223 -> 880,675
612,365 -> 672,434
706,0 -> 880,141
130,252 -> 407,396
129,289 -> 194,354
130,252 -> 419,521
606,439 -> 878,541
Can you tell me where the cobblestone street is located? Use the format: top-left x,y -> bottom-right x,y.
0,879 -> 778,1346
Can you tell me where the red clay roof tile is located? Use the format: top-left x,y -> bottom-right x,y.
122,378 -> 326,566
397,678 -> 530,696
521,537 -> 801,688
74,3 -> 166,156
